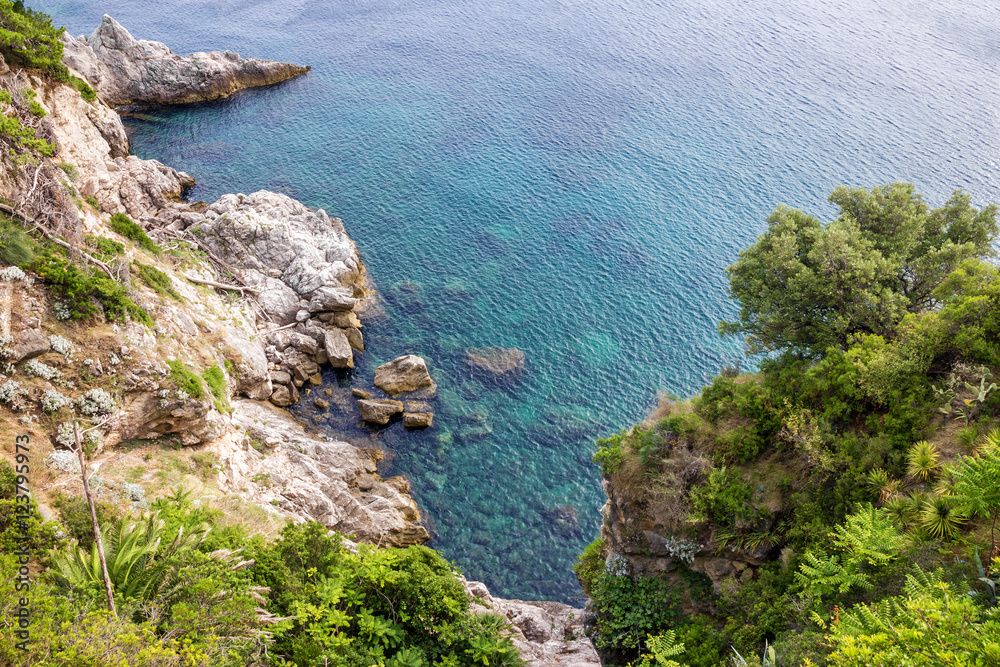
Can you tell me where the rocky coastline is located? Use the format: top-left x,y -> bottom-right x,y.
0,15 -> 598,666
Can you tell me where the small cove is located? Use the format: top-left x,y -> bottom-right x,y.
40,0 -> 1000,602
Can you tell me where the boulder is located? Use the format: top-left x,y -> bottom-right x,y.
351,387 -> 372,399
358,399 -> 404,425
466,346 -> 526,375
223,326 -> 272,400
61,15 -> 310,106
8,328 -> 50,362
269,385 -> 293,407
308,286 -> 358,312
323,328 -> 354,368
288,332 -> 318,356
403,412 -> 433,429
373,355 -> 434,395
291,360 -> 320,383
346,327 -> 364,352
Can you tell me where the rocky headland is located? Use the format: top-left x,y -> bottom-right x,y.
0,15 -> 597,665
61,15 -> 310,106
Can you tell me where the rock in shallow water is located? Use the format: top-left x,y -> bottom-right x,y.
358,399 -> 404,425
466,346 -> 526,375
373,355 -> 434,395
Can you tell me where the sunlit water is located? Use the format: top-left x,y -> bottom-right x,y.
41,0 -> 1000,602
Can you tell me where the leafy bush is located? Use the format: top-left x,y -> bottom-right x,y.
0,1 -> 69,76
574,537 -> 605,595
166,360 -> 205,400
53,493 -> 121,550
134,261 -> 182,301
69,74 -> 96,102
0,215 -> 36,265
84,234 -> 124,258
0,107 -> 52,155
109,213 -> 161,254
202,362 -> 228,412
594,430 -> 626,474
589,572 -> 681,661
28,249 -> 153,325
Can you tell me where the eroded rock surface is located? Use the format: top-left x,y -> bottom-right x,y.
463,579 -> 600,667
62,15 -> 309,106
373,355 -> 434,395
217,400 -> 429,546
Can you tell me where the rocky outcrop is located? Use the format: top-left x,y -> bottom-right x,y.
188,192 -> 364,324
373,355 -> 435,395
466,346 -> 527,375
61,15 -> 309,106
216,400 -> 428,546
463,579 -> 600,667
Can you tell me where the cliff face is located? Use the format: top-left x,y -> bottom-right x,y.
0,30 -> 426,547
61,15 -> 309,106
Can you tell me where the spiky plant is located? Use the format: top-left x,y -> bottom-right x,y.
880,478 -> 903,503
884,496 -> 917,529
907,441 -> 941,482
920,495 -> 965,541
957,426 -> 980,451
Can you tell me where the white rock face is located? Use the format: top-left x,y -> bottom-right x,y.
217,400 -> 429,546
191,192 -> 364,323
61,15 -> 310,106
462,579 -> 601,667
41,81 -> 194,220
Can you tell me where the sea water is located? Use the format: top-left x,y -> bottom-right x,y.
40,0 -> 1000,602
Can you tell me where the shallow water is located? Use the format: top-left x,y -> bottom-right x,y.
41,0 -> 1000,602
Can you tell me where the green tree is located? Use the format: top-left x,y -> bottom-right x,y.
720,183 -> 998,356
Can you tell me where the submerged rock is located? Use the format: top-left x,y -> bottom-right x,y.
373,355 -> 434,395
466,346 -> 527,375
62,15 -> 310,106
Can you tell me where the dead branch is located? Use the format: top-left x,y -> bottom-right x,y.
183,274 -> 259,294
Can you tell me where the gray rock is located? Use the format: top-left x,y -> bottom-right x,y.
373,355 -> 434,395
269,370 -> 291,384
323,328 -> 354,369
190,191 -> 363,324
292,360 -> 320,383
269,385 -> 293,407
288,332 -> 318,356
223,326 -> 272,400
358,399 -> 404,425
313,397 -> 329,409
295,309 -> 311,322
9,328 -> 50,362
61,16 -> 310,106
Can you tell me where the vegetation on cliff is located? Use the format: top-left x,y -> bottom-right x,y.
581,183 -> 1000,666
0,467 -> 524,667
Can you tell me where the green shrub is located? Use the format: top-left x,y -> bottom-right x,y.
68,74 -> 96,102
85,195 -> 99,210
0,108 -> 53,155
29,248 -> 152,325
202,362 -> 228,412
23,86 -> 44,117
0,1 -> 68,77
134,261 -> 182,301
58,162 -> 78,180
52,493 -> 121,550
574,537 -> 605,595
0,215 -> 36,265
589,572 -> 681,661
166,359 -> 205,400
84,234 -> 124,258
687,466 -> 756,526
109,213 -> 160,254
0,90 -> 10,104
594,430 -> 626,475
0,461 -> 60,556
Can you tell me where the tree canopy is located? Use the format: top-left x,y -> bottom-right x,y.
720,183 -> 998,357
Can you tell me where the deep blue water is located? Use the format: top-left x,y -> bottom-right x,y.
40,0 -> 1000,602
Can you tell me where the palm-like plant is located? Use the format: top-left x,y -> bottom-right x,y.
884,496 -> 917,529
49,512 -> 209,603
920,495 -> 965,541
907,441 -> 941,482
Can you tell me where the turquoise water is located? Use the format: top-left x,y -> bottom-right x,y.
42,0 -> 1000,602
